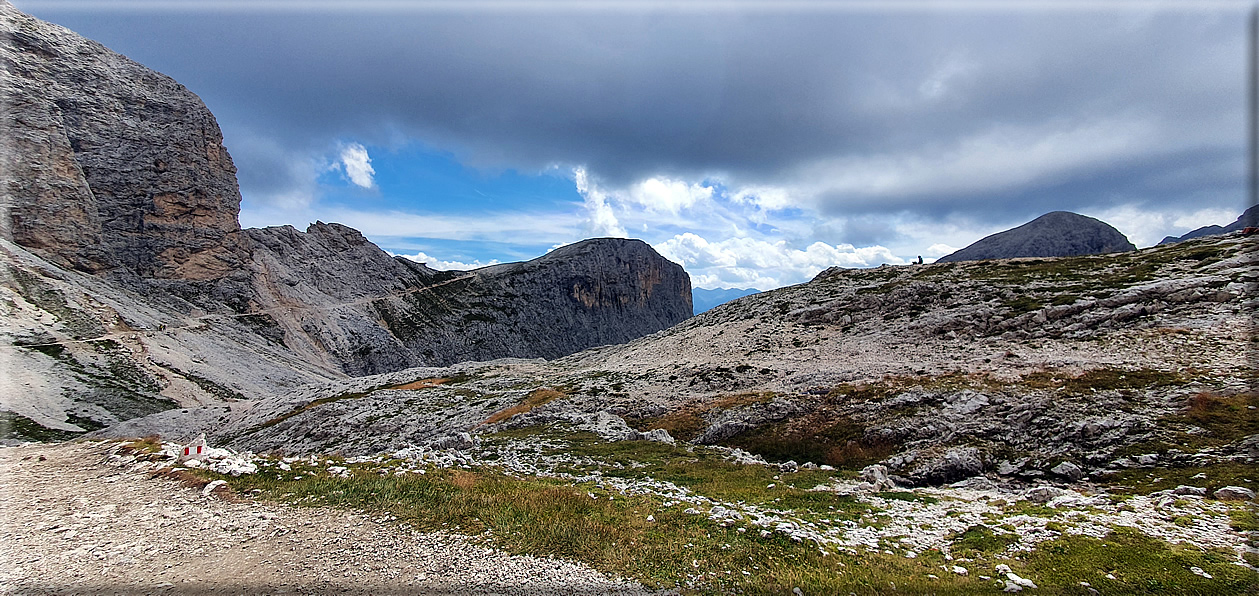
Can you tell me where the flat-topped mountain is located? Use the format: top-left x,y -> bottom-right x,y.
937,211 -> 1135,263
0,3 -> 690,439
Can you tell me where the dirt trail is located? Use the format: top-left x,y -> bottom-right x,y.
0,441 -> 649,595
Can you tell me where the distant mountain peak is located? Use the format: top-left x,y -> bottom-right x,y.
1159,204 -> 1259,245
936,211 -> 1135,263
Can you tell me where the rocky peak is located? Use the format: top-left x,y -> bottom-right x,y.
0,2 -> 246,280
937,211 -> 1135,263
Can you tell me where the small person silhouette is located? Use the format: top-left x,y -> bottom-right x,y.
916,256 -> 923,265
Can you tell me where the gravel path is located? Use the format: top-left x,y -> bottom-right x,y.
0,441 -> 652,595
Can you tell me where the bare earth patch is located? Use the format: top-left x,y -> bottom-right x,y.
0,441 -> 650,595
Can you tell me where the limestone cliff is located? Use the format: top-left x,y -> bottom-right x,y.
0,2 -> 247,280
0,3 -> 693,439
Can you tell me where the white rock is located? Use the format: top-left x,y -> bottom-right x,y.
1006,572 -> 1037,588
1025,486 -> 1064,504
201,480 -> 226,496
1189,566 -> 1213,579
995,564 -> 1013,574
952,566 -> 968,576
1172,485 -> 1206,497
1213,486 -> 1255,501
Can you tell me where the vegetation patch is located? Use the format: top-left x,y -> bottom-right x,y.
720,412 -> 896,470
948,524 -> 1018,558
483,388 -> 566,425
389,377 -> 452,391
0,411 -> 84,442
628,392 -> 779,442
1022,367 -> 1189,395
1178,391 -> 1259,443
1104,461 -> 1257,496
1024,527 -> 1255,595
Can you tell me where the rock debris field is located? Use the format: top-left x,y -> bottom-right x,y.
0,441 -> 652,595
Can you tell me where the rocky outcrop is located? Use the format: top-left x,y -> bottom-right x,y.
0,2 -> 247,280
1159,204 -> 1259,244
936,211 -> 1135,263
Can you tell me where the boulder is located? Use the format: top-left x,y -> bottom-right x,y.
1049,461 -> 1084,481
1213,486 -> 1256,501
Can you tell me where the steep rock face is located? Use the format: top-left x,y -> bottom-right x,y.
937,211 -> 1135,263
0,2 -> 246,280
392,237 -> 693,365
1159,204 -> 1259,244
258,235 -> 693,375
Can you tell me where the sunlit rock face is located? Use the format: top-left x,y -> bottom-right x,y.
0,2 -> 247,280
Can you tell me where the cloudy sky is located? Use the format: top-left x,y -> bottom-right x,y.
17,0 -> 1252,290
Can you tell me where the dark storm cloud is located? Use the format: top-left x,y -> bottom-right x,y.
18,3 -> 1248,222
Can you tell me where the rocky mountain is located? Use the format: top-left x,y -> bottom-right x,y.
936,211 -> 1135,263
0,3 -> 690,441
692,287 -> 760,314
108,232 -> 1254,491
1159,203 -> 1259,244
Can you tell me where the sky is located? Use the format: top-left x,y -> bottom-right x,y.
15,0 -> 1253,290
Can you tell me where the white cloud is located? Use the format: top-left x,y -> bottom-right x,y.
1086,204 -> 1243,248
627,177 -> 714,213
654,232 -> 904,291
339,142 -> 375,188
392,251 -> 500,271
730,185 -> 796,212
925,243 -> 958,257
574,167 -> 627,237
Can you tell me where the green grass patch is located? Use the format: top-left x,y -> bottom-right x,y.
0,411 -> 84,442
1024,527 -> 1257,595
1022,367 -> 1188,395
948,524 -> 1018,559
1178,392 -> 1259,443
1104,462 -> 1257,496
1002,295 -> 1045,314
